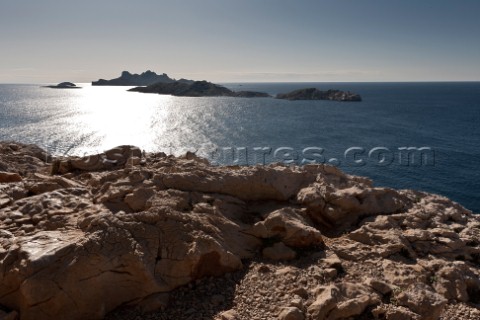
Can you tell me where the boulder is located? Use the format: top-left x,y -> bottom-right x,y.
52,145 -> 142,174
0,172 -> 22,183
219,309 -> 239,320
279,307 -> 305,320
395,284 -> 447,320
0,142 -> 479,320
308,283 -> 380,320
250,208 -> 323,247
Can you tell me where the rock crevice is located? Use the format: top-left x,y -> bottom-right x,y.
0,142 -> 478,320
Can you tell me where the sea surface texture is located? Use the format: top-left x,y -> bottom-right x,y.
0,82 -> 479,212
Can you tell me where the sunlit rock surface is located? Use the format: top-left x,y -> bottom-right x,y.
0,142 -> 478,320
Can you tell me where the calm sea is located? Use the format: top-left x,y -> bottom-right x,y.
0,82 -> 479,212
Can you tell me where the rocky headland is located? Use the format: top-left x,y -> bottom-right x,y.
92,71 -> 194,86
276,88 -> 362,102
129,80 -> 271,98
0,142 -> 479,320
44,82 -> 81,89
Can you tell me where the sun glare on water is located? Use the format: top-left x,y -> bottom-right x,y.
67,85 -> 173,154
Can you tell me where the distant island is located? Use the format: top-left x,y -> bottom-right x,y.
130,79 -> 361,101
129,80 -> 271,98
97,70 -> 362,101
44,82 -> 81,89
276,88 -> 362,101
92,70 -> 194,86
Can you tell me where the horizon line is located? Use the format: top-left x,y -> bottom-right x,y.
1,80 -> 480,85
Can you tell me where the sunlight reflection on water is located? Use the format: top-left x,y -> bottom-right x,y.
1,82 -> 479,212
73,86 -> 171,152
0,84 -> 219,156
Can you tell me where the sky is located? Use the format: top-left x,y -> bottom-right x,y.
0,0 -> 479,83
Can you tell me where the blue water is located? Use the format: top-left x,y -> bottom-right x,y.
0,82 -> 479,212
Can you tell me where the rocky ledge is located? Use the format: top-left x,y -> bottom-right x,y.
276,88 -> 362,101
0,142 -> 479,320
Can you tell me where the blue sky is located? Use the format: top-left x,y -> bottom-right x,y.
1,0 -> 479,83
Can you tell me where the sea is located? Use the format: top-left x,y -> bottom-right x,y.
0,82 -> 479,212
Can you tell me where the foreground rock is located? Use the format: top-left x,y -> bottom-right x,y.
276,88 -> 362,101
0,142 -> 479,320
92,70 -> 194,86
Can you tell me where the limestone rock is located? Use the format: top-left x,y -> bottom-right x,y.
250,208 -> 323,247
308,283 -> 381,320
0,142 -> 48,175
364,277 -> 394,295
0,142 -> 479,320
289,295 -> 304,309
25,173 -> 82,195
263,242 -> 297,261
372,306 -> 421,320
279,306 -> 304,320
432,262 -> 480,302
395,284 -> 447,320
135,292 -> 170,313
124,187 -> 155,211
307,284 -> 340,319
160,164 -> 318,201
218,309 -> 239,320
52,145 -> 142,174
0,172 -> 22,183
0,310 -> 19,320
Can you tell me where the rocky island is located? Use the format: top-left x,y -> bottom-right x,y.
129,80 -> 360,101
95,70 -> 361,101
0,141 -> 479,320
92,71 -> 194,86
129,80 -> 271,98
44,82 -> 81,89
131,82 -> 362,101
276,88 -> 362,101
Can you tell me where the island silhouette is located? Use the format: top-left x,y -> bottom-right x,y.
94,70 -> 362,101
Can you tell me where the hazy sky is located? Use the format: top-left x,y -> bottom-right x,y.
1,0 -> 479,83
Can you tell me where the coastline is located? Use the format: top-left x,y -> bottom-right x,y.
0,141 -> 479,320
